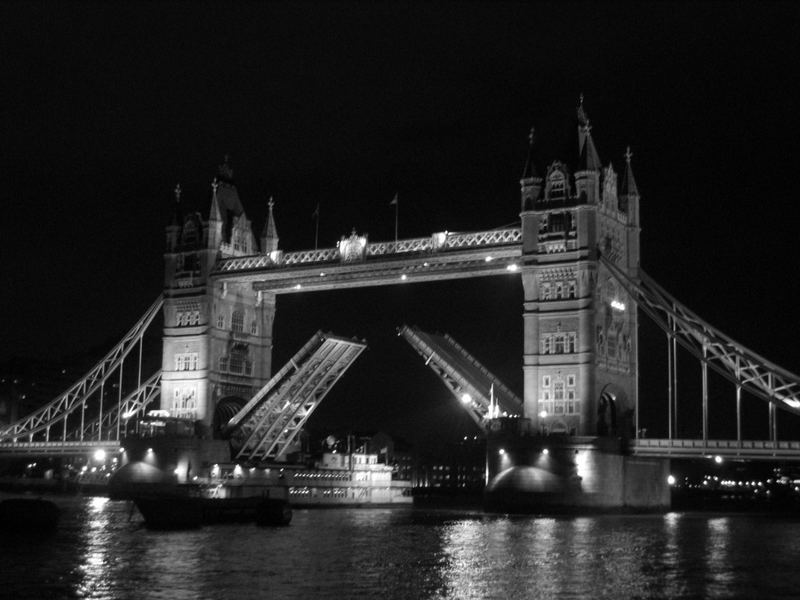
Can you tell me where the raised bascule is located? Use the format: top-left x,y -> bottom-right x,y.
4,99 -> 800,511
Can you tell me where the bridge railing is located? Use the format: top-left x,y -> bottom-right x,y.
0,296 -> 164,443
215,226 -> 522,273
632,438 -> 800,460
600,255 -> 800,440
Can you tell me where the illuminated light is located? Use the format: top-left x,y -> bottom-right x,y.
498,448 -> 506,456
433,231 -> 448,248
461,393 -> 472,405
319,272 -> 326,277
173,468 -> 181,476
784,399 -> 800,409
119,448 -> 125,453
122,411 -> 136,420
269,250 -> 281,262
294,284 -> 302,289
506,263 -> 518,272
714,455 -> 723,464
93,449 -> 106,462
539,410 -> 548,419
542,448 -> 549,455
146,448 -> 154,454
667,475 -> 676,485
610,299 -> 626,312
400,274 -> 408,281
484,256 -> 493,262
423,262 -> 430,267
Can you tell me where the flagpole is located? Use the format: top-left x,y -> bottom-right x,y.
392,193 -> 399,247
313,203 -> 320,250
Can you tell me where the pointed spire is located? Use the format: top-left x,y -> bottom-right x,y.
577,92 -> 588,126
521,126 -> 541,179
170,183 -> 183,226
261,196 -> 279,253
577,120 -> 602,172
209,177 -> 223,222
620,146 -> 640,197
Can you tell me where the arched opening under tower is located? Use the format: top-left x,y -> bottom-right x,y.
596,384 -> 631,437
213,396 -> 247,439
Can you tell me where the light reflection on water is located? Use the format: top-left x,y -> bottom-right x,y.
3,498 -> 800,599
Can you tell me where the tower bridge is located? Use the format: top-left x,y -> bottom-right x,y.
3,100 -> 800,510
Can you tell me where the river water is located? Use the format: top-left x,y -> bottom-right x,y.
2,495 -> 799,599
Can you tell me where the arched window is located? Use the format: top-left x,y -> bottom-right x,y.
182,220 -> 198,246
231,310 -> 244,333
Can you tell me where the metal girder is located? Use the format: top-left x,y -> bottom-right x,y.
0,440 -> 121,456
213,226 -> 523,293
600,255 -> 800,417
229,331 -> 367,462
69,371 -> 162,442
632,438 -> 800,461
398,325 -> 523,430
0,296 -> 164,443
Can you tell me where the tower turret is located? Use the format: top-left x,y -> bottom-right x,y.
520,127 -> 543,212
574,96 -> 601,204
619,146 -> 640,226
261,197 -> 279,254
166,183 -> 182,252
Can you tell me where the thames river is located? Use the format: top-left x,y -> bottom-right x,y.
2,496 -> 800,599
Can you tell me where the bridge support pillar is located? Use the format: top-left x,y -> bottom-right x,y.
483,421 -> 670,512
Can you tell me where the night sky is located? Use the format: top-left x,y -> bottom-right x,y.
2,2 -> 799,449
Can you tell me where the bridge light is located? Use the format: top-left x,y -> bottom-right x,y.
485,256 -> 493,262
461,393 -> 472,405
506,263 -> 518,272
498,448 -> 506,456
539,410 -> 548,419
319,272 -> 326,277
93,449 -> 106,462
400,274 -> 408,281
714,455 -> 723,464
610,299 -> 626,312
542,448 -> 549,455
667,475 -> 676,485
784,399 -> 800,409
294,284 -> 302,290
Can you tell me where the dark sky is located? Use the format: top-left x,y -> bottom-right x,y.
2,2 -> 799,448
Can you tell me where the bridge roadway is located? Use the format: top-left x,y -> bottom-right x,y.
4,438 -> 800,461
214,227 -> 523,292
0,440 -> 121,456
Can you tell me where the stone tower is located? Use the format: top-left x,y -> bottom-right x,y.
161,159 -> 278,434
519,100 -> 641,436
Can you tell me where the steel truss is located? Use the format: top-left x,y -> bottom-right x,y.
601,256 -> 800,418
0,297 -> 164,443
398,325 -> 523,430
228,331 -> 367,462
215,226 -> 522,273
69,371 -> 162,441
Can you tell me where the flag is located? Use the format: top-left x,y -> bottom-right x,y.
389,193 -> 398,206
312,203 -> 319,219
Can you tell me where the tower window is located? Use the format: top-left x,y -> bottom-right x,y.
231,310 -> 244,333
174,352 -> 199,371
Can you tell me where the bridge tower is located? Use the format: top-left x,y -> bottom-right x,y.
161,159 -> 277,435
519,100 -> 641,437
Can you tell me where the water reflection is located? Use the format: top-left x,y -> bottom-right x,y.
5,500 -> 800,599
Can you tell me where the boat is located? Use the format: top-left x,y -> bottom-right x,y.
108,414 -> 411,528
130,483 -> 291,529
